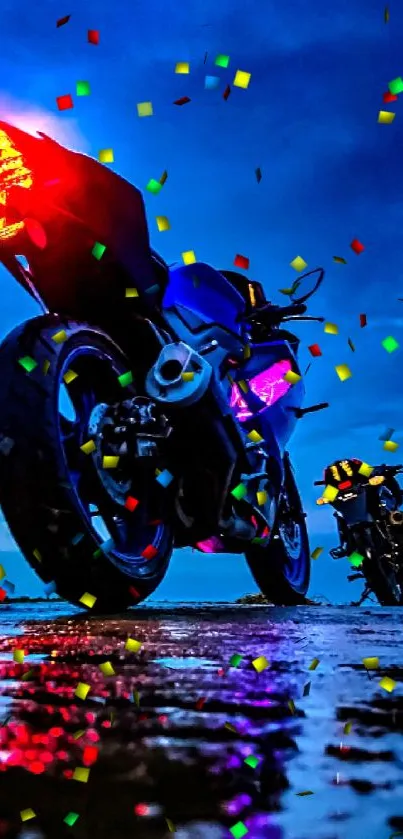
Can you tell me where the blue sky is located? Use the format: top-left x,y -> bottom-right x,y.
0,0 -> 402,603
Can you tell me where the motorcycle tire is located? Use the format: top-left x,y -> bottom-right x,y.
244,453 -> 310,604
362,552 -> 403,606
0,314 -> 174,613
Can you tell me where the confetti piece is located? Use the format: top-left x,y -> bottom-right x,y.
384,91 -> 398,103
238,380 -> 249,393
248,429 -> 263,443
234,254 -> 250,270
79,592 -> 97,608
379,676 -> 396,692
333,256 -> 347,264
75,682 -> 91,700
308,343 -> 322,357
13,649 -> 24,663
348,551 -> 364,567
215,54 -> 230,68
256,490 -> 268,505
230,653 -> 243,667
98,148 -> 114,164
343,722 -> 352,734
195,696 -> 206,710
142,544 -> 158,560
118,371 -> 133,387
18,356 -> 37,373
324,322 -> 338,335
63,369 -> 78,384
166,819 -> 176,833
133,689 -> 140,706
125,637 -> 142,652
225,721 -> 237,732
223,85 -> 231,100
146,178 -> 162,194
33,548 -> 42,562
88,29 -> 99,44
359,462 -> 373,476
384,6 -> 390,22
204,52 -> 208,64
252,655 -> 270,672
20,809 -> 36,822
335,364 -> 352,382
80,439 -> 96,454
308,658 -> 320,671
155,468 -> 174,487
290,256 -> 307,272
0,565 -> 4,581
125,496 -> 139,512
99,661 -> 115,676
384,440 -> 399,451
233,70 -> 251,89
231,482 -> 247,500
64,812 -> 80,827
288,699 -> 296,714
378,110 -> 395,124
181,371 -> 194,381
323,484 -> 338,501
125,287 -> 139,298
389,76 -> 403,95
156,215 -> 170,232
174,96 -> 191,106
92,242 -> 106,260
350,239 -> 365,254
175,62 -> 189,74
296,790 -> 314,796
43,359 -> 50,375
382,335 -> 399,353
52,329 -> 68,344
284,370 -> 301,384
57,15 -> 71,27
76,80 -> 90,96
137,102 -> 153,117
57,94 -> 73,111
379,427 -> 394,441
303,681 -> 311,696
244,754 -> 260,768
72,729 -> 85,740
363,657 -> 379,670
230,822 -> 248,839
159,170 -> 168,185
182,250 -> 196,265
279,279 -> 301,296
348,338 -> 355,352
73,767 -> 90,783
311,546 -> 323,560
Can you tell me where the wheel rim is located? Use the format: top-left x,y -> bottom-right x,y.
56,343 -> 167,579
277,489 -> 307,589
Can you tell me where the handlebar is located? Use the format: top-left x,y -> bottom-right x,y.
314,464 -> 403,487
242,301 -> 307,325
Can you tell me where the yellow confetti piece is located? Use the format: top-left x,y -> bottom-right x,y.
13,649 -> 25,663
224,721 -> 237,732
73,766 -> 90,783
323,484 -> 339,502
296,790 -> 314,796
159,170 -> 168,185
99,661 -> 115,676
379,676 -> 396,692
33,548 -> 42,562
248,430 -> 263,443
290,256 -> 307,272
343,722 -> 352,734
252,655 -> 270,672
125,287 -> 139,297
256,490 -> 268,505
80,439 -> 96,455
324,322 -> 338,335
20,809 -> 36,822
363,656 -> 379,670
384,440 -> 399,452
0,564 -> 4,581
384,5 -> 390,22
308,658 -> 320,671
378,110 -> 395,124
175,61 -> 189,74
283,370 -> 301,384
125,637 -> 142,652
73,729 -> 85,740
288,699 -> 296,715
52,329 -> 68,344
63,369 -> 78,384
181,371 -> 194,381
137,101 -> 153,117
358,462 -> 373,477
156,215 -> 170,232
233,70 -> 251,89
238,379 -> 249,393
310,546 -> 323,560
79,592 -> 97,608
98,148 -> 114,164
166,818 -> 176,832
243,344 -> 251,359
182,250 -> 196,265
102,455 -> 120,469
43,359 -> 51,375
75,682 -> 91,700
335,364 -> 352,382
333,256 -> 347,264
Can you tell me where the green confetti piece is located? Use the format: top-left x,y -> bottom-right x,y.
382,335 -> 399,353
118,371 -> 133,387
76,80 -> 91,96
388,76 -> 403,94
348,550 -> 364,568
229,653 -> 243,667
231,482 -> 247,500
244,754 -> 259,769
146,178 -> 162,194
92,242 -> 106,260
64,812 -> 80,827
296,790 -> 314,796
18,356 -> 37,373
230,822 -> 248,839
215,54 -> 230,68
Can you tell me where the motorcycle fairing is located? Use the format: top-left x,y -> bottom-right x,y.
163,263 -> 246,335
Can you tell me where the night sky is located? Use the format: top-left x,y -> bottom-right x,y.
0,0 -> 402,603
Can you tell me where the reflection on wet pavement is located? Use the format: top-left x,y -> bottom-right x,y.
0,603 -> 402,839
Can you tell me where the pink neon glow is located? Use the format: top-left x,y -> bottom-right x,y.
230,359 -> 293,421
195,536 -> 226,553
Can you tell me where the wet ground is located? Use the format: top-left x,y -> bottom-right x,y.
0,602 -> 402,839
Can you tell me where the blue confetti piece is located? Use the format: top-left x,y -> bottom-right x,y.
156,469 -> 174,488
44,581 -> 57,596
2,580 -> 15,594
205,75 -> 220,90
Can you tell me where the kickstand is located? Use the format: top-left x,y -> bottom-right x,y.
350,584 -> 372,607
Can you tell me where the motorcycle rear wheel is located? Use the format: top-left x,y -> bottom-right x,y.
244,454 -> 310,605
0,315 -> 174,613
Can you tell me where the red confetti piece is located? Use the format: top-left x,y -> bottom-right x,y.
174,97 -> 191,106
350,238 -> 365,254
125,495 -> 139,512
83,746 -> 99,766
56,14 -> 71,27
383,91 -> 398,103
141,544 -> 158,560
88,29 -> 99,45
56,94 -> 73,111
0,588 -> 6,602
195,697 -> 206,710
308,343 -> 322,357
129,586 -> 140,599
234,254 -> 250,270
223,85 -> 231,100
359,313 -> 367,327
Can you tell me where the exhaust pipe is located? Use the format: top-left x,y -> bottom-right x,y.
389,510 -> 403,526
145,342 -> 213,408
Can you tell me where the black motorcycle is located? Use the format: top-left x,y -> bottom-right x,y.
315,458 -> 403,605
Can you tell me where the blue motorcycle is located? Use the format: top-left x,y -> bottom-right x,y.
0,121 -> 325,611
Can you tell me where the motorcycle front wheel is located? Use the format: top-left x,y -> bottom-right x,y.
0,315 -> 174,613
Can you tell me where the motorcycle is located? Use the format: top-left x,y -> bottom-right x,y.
315,459 -> 403,605
0,120 -> 326,612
